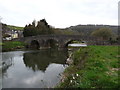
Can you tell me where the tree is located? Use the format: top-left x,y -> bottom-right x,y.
23,19 -> 54,37
32,20 -> 36,27
91,28 -> 114,40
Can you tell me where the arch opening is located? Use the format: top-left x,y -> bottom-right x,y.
65,39 -> 87,47
30,40 -> 40,49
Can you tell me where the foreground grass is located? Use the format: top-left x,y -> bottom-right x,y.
2,41 -> 25,52
58,46 -> 119,88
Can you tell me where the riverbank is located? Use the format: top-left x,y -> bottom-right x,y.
1,41 -> 25,52
57,46 -> 119,88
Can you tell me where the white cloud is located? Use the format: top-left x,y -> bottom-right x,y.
0,0 -> 119,28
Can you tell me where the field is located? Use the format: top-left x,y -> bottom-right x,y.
58,46 -> 119,88
2,41 -> 25,52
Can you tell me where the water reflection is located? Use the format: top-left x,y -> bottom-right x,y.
2,49 -> 68,88
2,52 -> 22,77
23,49 -> 67,71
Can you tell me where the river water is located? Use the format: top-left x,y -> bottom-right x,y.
1,49 -> 68,88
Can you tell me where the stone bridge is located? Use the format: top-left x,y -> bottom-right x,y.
15,35 -> 105,49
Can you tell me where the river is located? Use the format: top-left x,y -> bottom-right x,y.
1,48 -> 68,88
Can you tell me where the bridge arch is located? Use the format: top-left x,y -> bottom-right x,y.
30,40 -> 40,49
64,39 -> 87,47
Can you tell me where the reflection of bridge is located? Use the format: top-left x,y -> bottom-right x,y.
16,35 -> 105,48
23,49 -> 67,71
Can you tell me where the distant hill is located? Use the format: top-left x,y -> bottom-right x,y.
66,24 -> 118,36
53,28 -> 79,35
2,23 -> 23,31
2,23 -> 118,36
7,25 -> 23,30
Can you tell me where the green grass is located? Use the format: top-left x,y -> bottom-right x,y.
2,41 -> 25,51
0,43 -> 3,45
58,46 -> 119,88
7,25 -> 24,30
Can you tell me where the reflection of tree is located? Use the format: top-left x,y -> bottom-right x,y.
23,49 -> 68,72
2,58 -> 13,77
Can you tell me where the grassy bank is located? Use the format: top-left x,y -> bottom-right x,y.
2,41 -> 25,52
58,46 -> 119,88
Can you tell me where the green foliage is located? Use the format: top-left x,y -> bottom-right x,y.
58,46 -> 119,88
91,28 -> 114,40
91,28 -> 113,40
2,41 -> 25,52
76,46 -> 119,88
2,23 -> 23,31
23,19 -> 54,37
7,25 -> 23,30
73,47 -> 88,66
69,25 -> 118,37
0,43 -> 3,45
53,28 -> 79,35
2,23 -> 10,31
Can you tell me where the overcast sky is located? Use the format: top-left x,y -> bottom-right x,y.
0,0 -> 119,28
